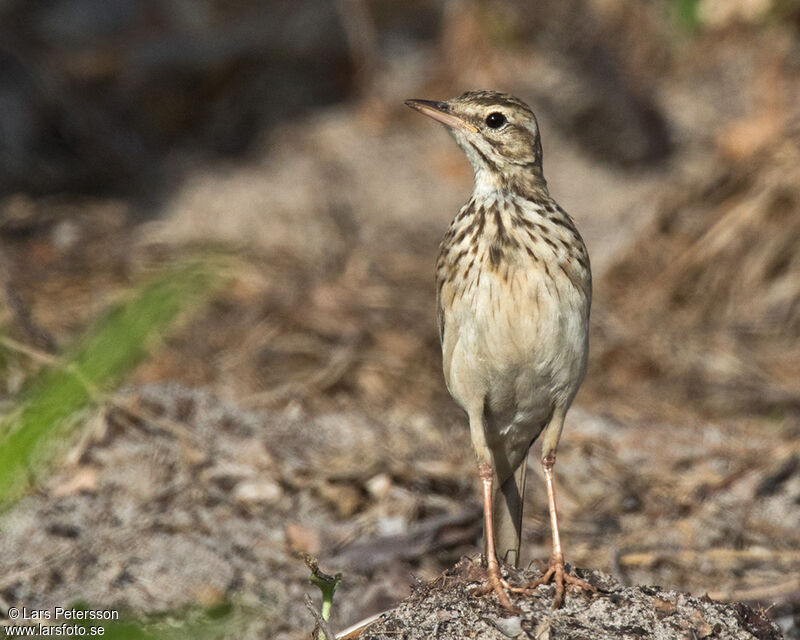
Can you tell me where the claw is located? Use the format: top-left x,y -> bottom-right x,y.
472,560 -> 521,613
513,556 -> 596,609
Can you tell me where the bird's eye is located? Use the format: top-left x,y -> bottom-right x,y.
485,112 -> 506,129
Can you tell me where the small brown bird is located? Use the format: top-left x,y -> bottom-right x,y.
406,91 -> 594,610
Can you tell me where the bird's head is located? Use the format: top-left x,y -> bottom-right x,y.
405,90 -> 547,197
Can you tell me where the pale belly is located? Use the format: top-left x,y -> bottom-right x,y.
441,265 -> 589,461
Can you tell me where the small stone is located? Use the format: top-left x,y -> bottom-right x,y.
52,467 -> 98,496
484,615 -> 523,637
653,595 -> 678,619
317,481 -> 362,517
285,522 -> 321,555
230,439 -> 276,470
191,584 -> 226,608
689,610 -> 715,638
377,516 -> 406,536
366,473 -> 392,499
180,442 -> 208,466
201,463 -> 256,490
233,479 -> 283,506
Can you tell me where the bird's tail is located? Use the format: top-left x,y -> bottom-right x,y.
486,461 -> 527,567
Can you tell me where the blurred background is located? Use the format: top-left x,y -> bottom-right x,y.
0,0 -> 799,638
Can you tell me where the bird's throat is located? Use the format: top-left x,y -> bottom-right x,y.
472,163 -> 549,202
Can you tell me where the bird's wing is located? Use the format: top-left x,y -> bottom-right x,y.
436,284 -> 445,345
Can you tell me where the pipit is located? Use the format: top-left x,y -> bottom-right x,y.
406,91 -> 594,611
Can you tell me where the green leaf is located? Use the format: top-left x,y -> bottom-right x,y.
0,259 -> 222,507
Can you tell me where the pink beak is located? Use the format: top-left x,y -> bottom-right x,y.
405,99 -> 478,133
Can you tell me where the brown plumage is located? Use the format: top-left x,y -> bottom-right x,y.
406,91 -> 595,610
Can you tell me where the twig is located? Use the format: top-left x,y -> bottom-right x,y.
609,545 -> 626,585
0,333 -> 197,469
330,508 -> 481,573
335,611 -> 387,639
108,396 -> 196,442
0,244 -> 59,355
304,593 -> 335,640
0,333 -> 195,441
244,340 -> 359,407
4,285 -> 58,353
620,548 -> 800,568
707,577 -> 800,603
0,335 -> 59,366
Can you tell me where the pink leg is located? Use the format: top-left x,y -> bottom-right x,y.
471,462 -> 520,612
513,453 -> 596,609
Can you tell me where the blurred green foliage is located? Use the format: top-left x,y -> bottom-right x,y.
0,259 -> 221,507
305,554 -> 342,640
0,259 -> 247,638
674,0 -> 702,30
70,602 -> 244,640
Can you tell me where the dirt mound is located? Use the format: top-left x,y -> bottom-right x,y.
352,557 -> 782,640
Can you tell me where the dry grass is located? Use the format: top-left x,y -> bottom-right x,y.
592,120 -> 800,420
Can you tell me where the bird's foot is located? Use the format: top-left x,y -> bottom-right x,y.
471,560 -> 521,613
510,556 -> 596,609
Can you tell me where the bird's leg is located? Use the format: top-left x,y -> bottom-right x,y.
471,462 -> 520,612
512,452 -> 596,608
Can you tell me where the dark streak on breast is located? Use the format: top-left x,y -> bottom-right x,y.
550,216 -> 576,233
525,246 -> 539,262
474,206 -> 486,237
462,257 -> 475,279
489,242 -> 504,268
454,226 -> 470,245
494,207 -> 508,243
